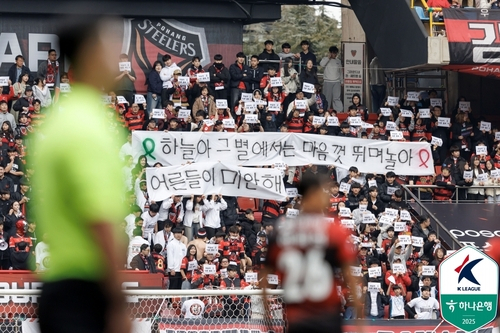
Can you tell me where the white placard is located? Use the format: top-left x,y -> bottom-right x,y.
294,99 -> 307,110
407,91 -> 419,101
339,182 -> 351,194
398,235 -> 411,245
286,188 -> 298,197
422,265 -> 436,276
361,243 -> 373,249
312,116 -> 325,126
401,109 -> 413,118
368,282 -> 381,293
203,119 -> 214,127
178,76 -> 190,86
400,210 -> 411,221
437,117 -> 451,127
286,208 -> 299,218
0,77 -> 9,86
390,131 -> 404,140
152,109 -> 164,119
267,274 -> 279,285
222,118 -> 235,128
133,132 -> 435,175
419,108 -> 431,118
268,102 -> 281,111
339,207 -> 351,217
392,263 -> 405,274
386,121 -> 397,131
385,208 -> 399,217
350,266 -> 362,277
368,266 -> 382,278
245,272 -> 258,283
327,116 -> 339,126
394,222 -> 406,232
341,219 -> 355,229
430,98 -> 442,107
387,96 -> 399,106
431,136 -> 443,147
117,96 -> 128,104
380,108 -> 392,117
205,244 -> 219,255
197,72 -> 210,82
368,179 -> 378,188
245,102 -> 257,112
463,170 -> 473,179
477,173 -> 488,182
491,169 -> 500,179
245,114 -> 258,124
178,109 -> 191,120
220,268 -> 228,279
459,101 -> 470,111
358,204 -> 367,212
270,77 -> 283,87
302,82 -> 315,94
187,260 -> 198,271
379,215 -> 394,225
495,132 -> 500,141
135,94 -> 146,104
240,93 -> 253,103
256,99 -> 267,106
216,99 -> 228,109
119,61 -> 131,72
203,264 -> 216,275
480,121 -> 492,132
102,95 -> 112,104
412,236 -> 424,247
59,83 -> 71,93
476,146 -> 488,155
388,275 -> 397,285
349,117 -> 362,126
361,122 -> 374,129
362,213 -> 376,224
386,187 -> 398,195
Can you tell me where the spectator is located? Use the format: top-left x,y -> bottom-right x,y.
320,46 -> 343,112
388,240 -> 412,270
187,228 -> 208,261
430,106 -> 451,164
362,284 -> 388,319
181,297 -> 205,318
192,86 -> 217,118
258,40 -> 280,72
379,172 -> 402,203
203,194 -> 227,239
277,42 -> 295,59
127,228 -> 149,269
412,215 -> 434,241
387,284 -> 405,319
299,59 -> 319,97
229,52 -> 250,110
476,0 -> 495,8
184,195 -> 207,242
442,146 -> 469,200
141,203 -> 159,243
8,55 -> 33,87
37,49 -> 60,90
146,60 -> 163,119
181,244 -> 198,289
34,233 -> 49,272
10,240 -> 32,270
434,167 -> 456,201
245,55 -> 263,94
367,187 -> 385,216
295,40 -> 317,72
221,196 -> 239,231
124,103 -> 145,131
151,243 -> 166,275
208,54 -> 230,101
130,244 -> 155,271
159,54 -> 181,106
220,265 -> 250,318
349,93 -> 369,121
468,155 -> 486,202
153,221 -> 174,258
404,286 -> 439,319
32,78 -> 52,108
0,221 -> 10,269
167,227 -> 187,290
114,53 -> 136,105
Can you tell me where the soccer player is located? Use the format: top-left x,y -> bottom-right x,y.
266,174 -> 358,333
33,17 -> 131,333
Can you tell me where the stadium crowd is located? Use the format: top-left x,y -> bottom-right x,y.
0,43 -> 497,320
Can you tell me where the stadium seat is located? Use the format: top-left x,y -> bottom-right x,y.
237,197 -> 259,211
414,6 -> 429,21
254,211 -> 262,223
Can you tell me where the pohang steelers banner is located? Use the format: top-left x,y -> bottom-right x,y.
132,131 -> 434,175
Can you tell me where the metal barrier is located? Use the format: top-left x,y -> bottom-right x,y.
401,184 -> 463,250
403,184 -> 500,204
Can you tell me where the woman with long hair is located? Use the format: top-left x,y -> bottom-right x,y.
146,60 -> 163,119
184,195 -> 207,241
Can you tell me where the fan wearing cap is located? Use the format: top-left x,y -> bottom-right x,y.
166,227 -> 187,289
258,40 -> 280,72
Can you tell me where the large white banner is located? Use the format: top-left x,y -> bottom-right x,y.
146,162 -> 287,201
343,42 -> 365,110
132,132 -> 434,175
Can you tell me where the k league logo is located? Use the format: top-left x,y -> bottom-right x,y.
455,254 -> 482,291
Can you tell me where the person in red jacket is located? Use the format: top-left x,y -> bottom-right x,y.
434,167 -> 456,201
385,258 -> 412,297
124,103 -> 145,131
260,67 -> 280,91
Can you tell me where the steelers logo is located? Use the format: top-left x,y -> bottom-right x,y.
190,303 -> 202,316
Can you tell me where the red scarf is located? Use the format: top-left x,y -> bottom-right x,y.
46,60 -> 59,84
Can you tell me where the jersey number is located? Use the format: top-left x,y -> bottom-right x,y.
277,248 -> 333,303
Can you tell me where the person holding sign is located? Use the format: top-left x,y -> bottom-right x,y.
285,90 -> 316,117
430,106 -> 451,165
450,112 -> 473,160
485,160 -> 500,203
467,155 -> 487,202
281,57 -> 301,112
146,61 -> 163,119
191,256 -> 220,289
362,281 -> 388,319
229,52 -> 251,110
264,86 -> 287,126
114,53 -> 136,105
285,108 -> 305,133
193,86 -> 217,118
208,54 -> 230,100
385,257 -> 412,297
349,93 -> 369,121
299,60 -> 319,98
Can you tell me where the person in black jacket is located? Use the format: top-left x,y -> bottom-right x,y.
362,282 -> 389,319
429,106 -> 451,164
245,55 -> 263,94
208,54 -> 230,101
8,55 -> 33,87
238,209 -> 258,257
442,146 -> 470,200
367,186 -> 385,217
13,86 -> 35,118
229,52 -> 251,110
10,240 -> 33,270
258,40 -> 280,72
130,244 -> 156,272
146,60 -> 163,119
221,196 -> 239,231
378,171 -> 402,203
261,112 -> 277,132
